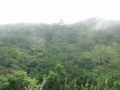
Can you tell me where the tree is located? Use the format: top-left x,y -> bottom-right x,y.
3,70 -> 37,90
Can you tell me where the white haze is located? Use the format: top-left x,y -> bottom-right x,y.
79,17 -> 120,30
0,0 -> 120,24
94,20 -> 118,30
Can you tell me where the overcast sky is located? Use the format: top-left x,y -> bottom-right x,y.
0,0 -> 120,24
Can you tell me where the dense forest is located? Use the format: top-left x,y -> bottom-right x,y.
0,18 -> 120,90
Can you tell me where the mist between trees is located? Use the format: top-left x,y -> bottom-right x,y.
0,18 -> 120,90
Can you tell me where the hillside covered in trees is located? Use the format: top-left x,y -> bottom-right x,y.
0,18 -> 120,90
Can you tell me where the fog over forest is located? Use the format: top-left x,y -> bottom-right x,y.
0,17 -> 120,90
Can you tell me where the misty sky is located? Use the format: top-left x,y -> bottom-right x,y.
0,0 -> 120,24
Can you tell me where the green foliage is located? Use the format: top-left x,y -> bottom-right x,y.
0,22 -> 120,89
0,70 -> 37,90
0,75 -> 9,90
